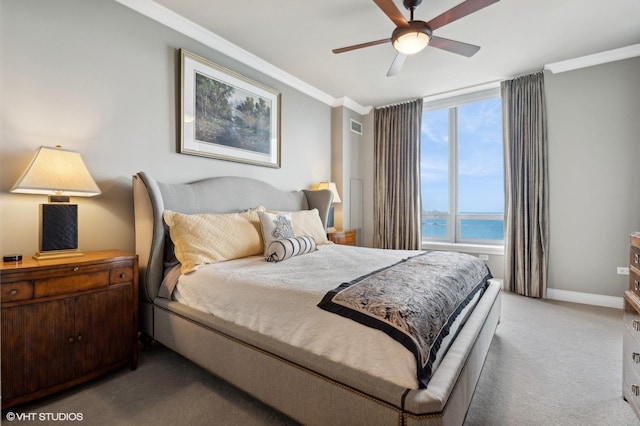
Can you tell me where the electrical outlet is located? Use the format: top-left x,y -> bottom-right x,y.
618,267 -> 630,275
479,254 -> 489,261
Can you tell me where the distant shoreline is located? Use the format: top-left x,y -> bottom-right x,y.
422,218 -> 504,240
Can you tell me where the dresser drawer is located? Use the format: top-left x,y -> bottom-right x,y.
632,244 -> 640,272
110,264 -> 134,284
624,343 -> 640,418
0,281 -> 34,302
631,268 -> 640,297
624,298 -> 640,346
624,326 -> 640,376
34,269 -> 110,297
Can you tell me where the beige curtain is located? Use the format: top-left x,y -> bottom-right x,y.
501,72 -> 549,298
373,99 -> 423,250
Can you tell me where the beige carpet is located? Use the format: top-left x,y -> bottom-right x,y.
465,292 -> 637,425
4,292 -> 638,425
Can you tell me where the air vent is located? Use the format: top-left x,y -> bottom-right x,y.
350,119 -> 362,135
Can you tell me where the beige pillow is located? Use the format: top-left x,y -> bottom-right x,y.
164,208 -> 264,274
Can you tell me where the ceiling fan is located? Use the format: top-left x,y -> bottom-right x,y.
332,0 -> 500,76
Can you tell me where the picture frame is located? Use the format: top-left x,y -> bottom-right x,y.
180,49 -> 281,168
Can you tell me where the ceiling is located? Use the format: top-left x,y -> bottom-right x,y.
147,0 -> 640,109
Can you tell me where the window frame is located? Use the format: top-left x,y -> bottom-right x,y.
421,87 -> 504,248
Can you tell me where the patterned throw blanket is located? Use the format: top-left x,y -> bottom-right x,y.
318,251 -> 492,388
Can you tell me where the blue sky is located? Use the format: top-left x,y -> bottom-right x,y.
420,98 -> 504,214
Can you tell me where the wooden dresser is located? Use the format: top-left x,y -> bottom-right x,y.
623,232 -> 640,418
327,229 -> 357,246
0,250 -> 138,409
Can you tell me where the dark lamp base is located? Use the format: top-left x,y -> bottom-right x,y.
327,206 -> 335,228
40,203 -> 78,252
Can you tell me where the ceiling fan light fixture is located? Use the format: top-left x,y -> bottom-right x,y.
391,22 -> 432,55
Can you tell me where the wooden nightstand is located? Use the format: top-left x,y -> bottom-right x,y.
0,250 -> 138,409
327,229 -> 357,246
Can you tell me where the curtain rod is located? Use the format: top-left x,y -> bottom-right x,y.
504,69 -> 545,81
374,98 -> 422,110
416,69 -> 544,105
374,69 -> 544,109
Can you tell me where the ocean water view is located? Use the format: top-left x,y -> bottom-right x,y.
422,218 -> 504,241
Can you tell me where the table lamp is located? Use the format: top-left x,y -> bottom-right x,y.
316,181 -> 341,230
10,145 -> 101,259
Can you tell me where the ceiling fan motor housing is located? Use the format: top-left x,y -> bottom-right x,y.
403,0 -> 423,10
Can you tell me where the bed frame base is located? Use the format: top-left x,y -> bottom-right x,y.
151,283 -> 500,426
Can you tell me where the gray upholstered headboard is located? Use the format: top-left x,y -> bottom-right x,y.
132,172 -> 333,336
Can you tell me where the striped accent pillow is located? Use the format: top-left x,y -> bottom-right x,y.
265,236 -> 317,263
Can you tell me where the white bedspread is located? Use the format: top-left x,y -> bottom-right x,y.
173,244 -> 476,389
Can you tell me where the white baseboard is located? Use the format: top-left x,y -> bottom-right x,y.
546,288 -> 623,309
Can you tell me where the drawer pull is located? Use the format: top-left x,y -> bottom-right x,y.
68,337 -> 75,343
636,280 -> 640,291
633,320 -> 640,331
633,385 -> 640,396
633,353 -> 640,363
10,289 -> 18,296
120,273 -> 126,279
73,267 -> 79,272
77,335 -> 82,341
636,253 -> 639,264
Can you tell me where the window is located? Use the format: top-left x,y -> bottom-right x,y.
421,89 -> 504,245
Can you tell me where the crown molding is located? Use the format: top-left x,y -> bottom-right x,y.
332,97 -> 373,116
114,0 -> 357,109
544,44 -> 640,74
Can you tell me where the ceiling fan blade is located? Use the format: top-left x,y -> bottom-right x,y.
387,52 -> 407,76
429,36 -> 480,57
332,38 -> 390,54
373,0 -> 409,28
427,0 -> 500,31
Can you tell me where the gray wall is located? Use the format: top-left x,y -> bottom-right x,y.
361,111 -> 376,248
546,57 -> 640,298
0,0 -> 332,256
331,106 -> 364,243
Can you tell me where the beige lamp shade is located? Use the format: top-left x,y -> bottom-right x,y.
317,181 -> 341,203
11,146 -> 101,197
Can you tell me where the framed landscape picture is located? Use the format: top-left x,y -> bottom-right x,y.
180,49 -> 281,168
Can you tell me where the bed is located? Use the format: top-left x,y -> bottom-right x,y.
132,172 -> 501,425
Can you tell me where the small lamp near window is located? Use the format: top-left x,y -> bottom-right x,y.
316,181 -> 341,231
10,145 -> 101,259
